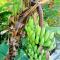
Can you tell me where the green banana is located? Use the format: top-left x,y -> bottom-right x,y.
49,38 -> 56,51
41,51 -> 46,60
34,45 -> 37,53
44,39 -> 51,47
39,55 -> 41,60
35,36 -> 39,44
24,16 -> 56,60
49,32 -> 54,39
44,31 -> 50,41
30,57 -> 33,60
40,27 -> 45,37
29,32 -> 35,43
40,37 -> 44,46
35,25 -> 41,36
37,48 -> 40,56
28,17 -> 34,29
25,25 -> 32,33
34,53 -> 38,59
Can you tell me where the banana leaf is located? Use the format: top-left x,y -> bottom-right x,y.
47,27 -> 60,34
14,49 -> 29,60
0,42 -> 9,60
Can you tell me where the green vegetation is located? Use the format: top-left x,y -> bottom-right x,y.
0,0 -> 60,60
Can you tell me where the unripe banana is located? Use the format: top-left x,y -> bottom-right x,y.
41,49 -> 45,56
31,51 -> 34,57
28,44 -> 32,48
35,25 -> 41,36
25,25 -> 31,32
30,32 -> 35,42
39,55 -> 41,60
40,27 -> 45,37
41,51 -> 46,60
29,31 -> 35,43
37,48 -> 40,56
49,38 -> 56,51
28,17 -> 34,29
26,27 -> 32,37
34,45 -> 37,53
44,31 -> 50,41
35,36 -> 39,44
49,43 -> 54,51
44,39 -> 51,47
30,57 -> 33,60
24,16 -> 56,60
40,37 -> 44,46
49,32 -> 54,39
34,53 -> 38,59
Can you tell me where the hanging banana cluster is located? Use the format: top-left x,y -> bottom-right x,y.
24,16 -> 56,60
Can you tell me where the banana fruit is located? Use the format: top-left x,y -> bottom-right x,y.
24,16 -> 56,60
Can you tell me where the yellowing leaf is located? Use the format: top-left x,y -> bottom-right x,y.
0,0 -> 8,6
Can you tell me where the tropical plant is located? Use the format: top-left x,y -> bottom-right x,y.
20,16 -> 56,60
0,0 -> 60,60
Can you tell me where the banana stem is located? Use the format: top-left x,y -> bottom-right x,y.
37,4 -> 43,27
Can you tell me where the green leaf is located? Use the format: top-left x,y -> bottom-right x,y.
0,42 -> 9,60
47,27 -> 60,34
14,49 -> 28,60
12,0 -> 24,15
0,0 -> 8,6
0,11 -> 11,31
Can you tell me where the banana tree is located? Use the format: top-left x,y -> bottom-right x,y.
0,0 -> 60,60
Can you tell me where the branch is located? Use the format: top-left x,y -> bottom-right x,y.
37,4 -> 44,27
15,0 -> 49,29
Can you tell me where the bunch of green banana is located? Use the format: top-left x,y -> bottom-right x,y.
24,16 -> 56,60
25,17 -> 41,60
35,25 -> 41,44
